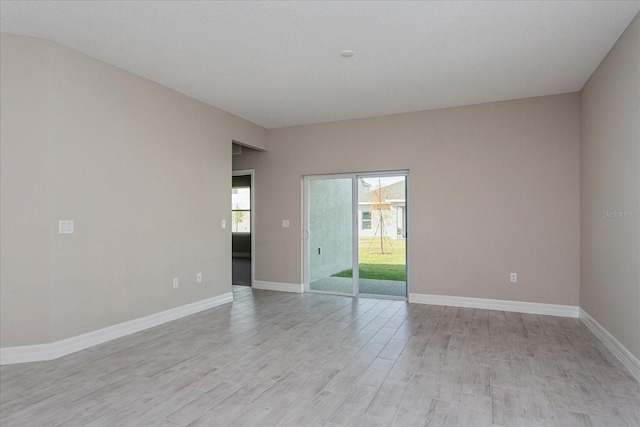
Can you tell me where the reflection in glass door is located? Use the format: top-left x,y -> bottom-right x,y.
306,177 -> 355,295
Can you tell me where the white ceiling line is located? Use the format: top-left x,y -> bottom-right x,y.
1,1 -> 638,129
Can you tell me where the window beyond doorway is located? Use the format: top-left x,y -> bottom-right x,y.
231,187 -> 251,233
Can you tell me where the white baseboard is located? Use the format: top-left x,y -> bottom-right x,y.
408,293 -> 579,318
0,292 -> 233,365
580,308 -> 640,381
253,280 -> 303,293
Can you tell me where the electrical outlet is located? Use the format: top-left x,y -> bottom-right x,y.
510,273 -> 517,283
173,277 -> 179,288
196,273 -> 202,283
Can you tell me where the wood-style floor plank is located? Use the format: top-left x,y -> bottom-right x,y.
0,285 -> 638,426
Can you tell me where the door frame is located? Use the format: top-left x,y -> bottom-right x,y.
232,169 -> 255,287
303,170 -> 409,300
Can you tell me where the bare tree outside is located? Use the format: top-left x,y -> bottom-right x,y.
232,207 -> 246,232
368,179 -> 395,254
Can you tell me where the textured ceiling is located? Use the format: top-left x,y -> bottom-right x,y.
1,1 -> 638,129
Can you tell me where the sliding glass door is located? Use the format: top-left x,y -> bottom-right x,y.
304,172 -> 407,299
357,175 -> 407,297
306,177 -> 356,295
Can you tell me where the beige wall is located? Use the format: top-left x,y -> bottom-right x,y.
234,93 -> 581,305
580,13 -> 640,359
0,35 -> 52,346
0,33 -> 266,347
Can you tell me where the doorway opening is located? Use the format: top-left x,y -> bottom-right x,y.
304,171 -> 408,300
232,170 -> 254,286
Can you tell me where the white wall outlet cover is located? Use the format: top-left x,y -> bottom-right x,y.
282,220 -> 290,228
196,273 -> 202,283
510,273 -> 517,283
173,277 -> 179,288
221,219 -> 226,228
58,220 -> 74,234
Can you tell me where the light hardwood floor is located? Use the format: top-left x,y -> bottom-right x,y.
1,286 -> 638,426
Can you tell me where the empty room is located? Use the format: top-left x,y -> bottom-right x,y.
1,1 -> 639,426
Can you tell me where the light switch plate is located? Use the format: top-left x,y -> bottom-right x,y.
221,219 -> 226,229
59,220 -> 74,234
282,220 -> 289,228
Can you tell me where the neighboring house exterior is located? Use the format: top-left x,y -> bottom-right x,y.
358,180 -> 406,240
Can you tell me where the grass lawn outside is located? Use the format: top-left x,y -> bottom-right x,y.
333,237 -> 406,281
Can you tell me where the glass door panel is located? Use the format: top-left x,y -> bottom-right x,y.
356,176 -> 407,297
307,178 -> 355,295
